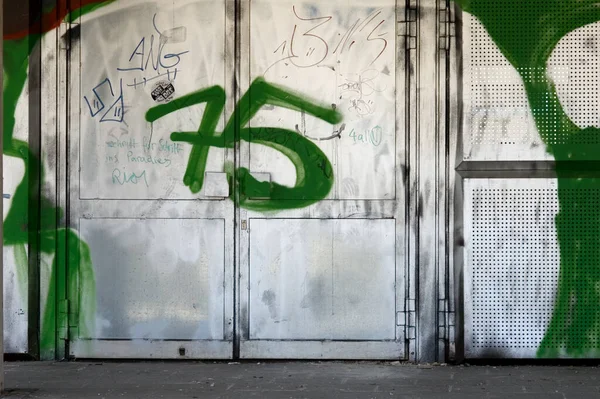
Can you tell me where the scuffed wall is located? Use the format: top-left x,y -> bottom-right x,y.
3,0 -> 110,358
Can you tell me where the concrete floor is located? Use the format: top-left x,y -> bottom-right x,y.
2,361 -> 599,398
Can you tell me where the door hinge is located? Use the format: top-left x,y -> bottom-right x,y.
58,299 -> 70,341
438,298 -> 455,340
397,299 -> 417,340
59,22 -> 70,51
401,7 -> 418,50
58,299 -> 79,341
439,5 -> 456,50
59,21 -> 80,51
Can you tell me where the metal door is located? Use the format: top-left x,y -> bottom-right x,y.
66,0 -> 236,359
237,0 -> 407,359
63,0 -> 408,360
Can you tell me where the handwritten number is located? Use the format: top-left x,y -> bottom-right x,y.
289,6 -> 332,68
367,20 -> 388,66
266,8 -> 389,74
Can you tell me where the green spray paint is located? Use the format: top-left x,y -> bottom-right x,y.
146,77 -> 343,210
4,3 -> 112,358
455,0 -> 600,357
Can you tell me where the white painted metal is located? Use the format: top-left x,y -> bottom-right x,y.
6,0 -> 597,363
413,0 -> 451,363
248,219 -> 396,341
12,0 -> 455,362
80,218 -> 226,340
38,20 -> 65,360
66,0 -> 236,359
461,15 -> 600,163
405,0 -> 419,362
242,341 -> 404,360
437,2 -> 458,362
2,43 -> 30,356
463,178 -> 561,358
2,246 -> 28,354
78,4 -> 226,200
447,2 -> 460,362
70,339 -> 232,360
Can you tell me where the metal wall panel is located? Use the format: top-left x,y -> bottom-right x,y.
458,1 -> 600,360
3,39 -> 32,356
79,218 -> 225,341
464,179 -> 561,358
248,219 -> 396,341
462,14 -> 548,162
3,247 -> 28,353
78,1 -> 227,200
463,16 -> 600,162
248,0 -> 397,201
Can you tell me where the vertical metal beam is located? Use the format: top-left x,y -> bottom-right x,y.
406,0 -> 419,362
27,0 -> 42,360
230,0 -> 241,360
451,3 -> 465,363
1,0 -> 5,390
416,0 -> 441,363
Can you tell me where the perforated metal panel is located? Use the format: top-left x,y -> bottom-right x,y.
464,17 -> 543,158
463,16 -> 600,159
465,179 -> 561,358
465,178 -> 600,358
461,1 -> 600,359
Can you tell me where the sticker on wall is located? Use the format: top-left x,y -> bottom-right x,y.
151,81 -> 175,102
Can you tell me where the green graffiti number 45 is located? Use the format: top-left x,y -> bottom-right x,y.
146,77 -> 343,211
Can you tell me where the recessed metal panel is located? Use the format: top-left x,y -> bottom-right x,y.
241,341 -> 403,360
464,179 -> 561,358
80,218 -> 225,340
248,0 -> 396,200
248,218 -> 396,340
78,0 -> 226,199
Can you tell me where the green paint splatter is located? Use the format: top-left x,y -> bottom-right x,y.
13,243 -> 28,300
146,77 -> 343,210
455,0 -> 600,357
39,229 -> 95,358
4,2 -> 113,358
